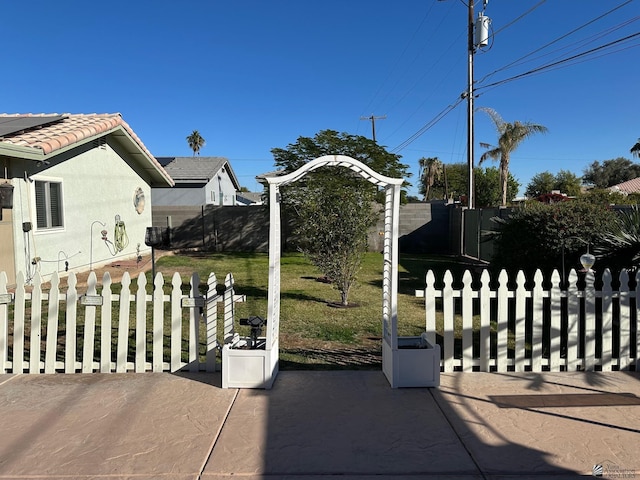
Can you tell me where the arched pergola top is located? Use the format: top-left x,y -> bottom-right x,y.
265,154 -> 404,188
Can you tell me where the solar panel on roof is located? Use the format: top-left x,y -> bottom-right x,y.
0,115 -> 68,137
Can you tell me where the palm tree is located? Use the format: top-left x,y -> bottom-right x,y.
186,130 -> 205,156
418,157 -> 443,201
478,107 -> 548,207
631,138 -> 640,158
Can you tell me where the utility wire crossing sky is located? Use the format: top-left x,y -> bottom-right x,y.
2,0 -> 638,197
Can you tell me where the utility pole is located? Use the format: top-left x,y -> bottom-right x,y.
360,114 -> 386,142
458,0 -> 489,209
467,0 -> 475,209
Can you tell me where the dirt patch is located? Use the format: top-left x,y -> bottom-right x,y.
279,334 -> 382,369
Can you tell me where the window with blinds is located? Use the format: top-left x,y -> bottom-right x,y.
35,180 -> 63,229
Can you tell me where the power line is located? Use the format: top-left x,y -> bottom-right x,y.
391,97 -> 463,152
391,11 -> 639,153
479,1 -> 636,84
476,31 -> 640,93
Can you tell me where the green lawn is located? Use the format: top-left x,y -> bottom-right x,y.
153,251 -> 482,369
8,251 -> 494,371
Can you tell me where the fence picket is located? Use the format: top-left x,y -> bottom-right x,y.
188,273 -> 201,372
65,273 -> 78,373
100,273 -> 113,373
442,271 -> 454,372
30,273 -> 43,373
461,271 -> 473,372
4,264 -> 639,376
13,272 -> 26,373
81,272 -> 98,373
566,270 -> 579,370
424,271 -> 436,346
0,272 -> 8,372
601,269 -> 613,371
206,273 -> 219,371
170,273 -> 182,372
514,271 -> 526,372
224,273 -> 235,344
116,273 -> 132,373
584,271 -> 596,371
496,270 -> 509,372
45,273 -> 60,373
618,270 -> 631,370
549,271 -> 561,372
1,269 -> 242,375
479,270 -> 491,371
531,270 -> 544,371
420,268 -> 639,373
153,273 -> 165,372
135,273 -> 148,372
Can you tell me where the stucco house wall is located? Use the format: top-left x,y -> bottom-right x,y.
12,141 -> 151,278
0,114 -> 173,285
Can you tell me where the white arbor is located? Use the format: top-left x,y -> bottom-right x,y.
222,155 -> 440,388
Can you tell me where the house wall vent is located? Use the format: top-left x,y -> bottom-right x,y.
93,137 -> 107,150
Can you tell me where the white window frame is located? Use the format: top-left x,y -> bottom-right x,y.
32,176 -> 65,232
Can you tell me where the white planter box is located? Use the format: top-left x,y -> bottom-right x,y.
221,338 -> 278,389
383,333 -> 441,388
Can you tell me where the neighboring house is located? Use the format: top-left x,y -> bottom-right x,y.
609,178 -> 640,195
235,191 -> 263,206
152,156 -> 240,206
0,113 -> 174,285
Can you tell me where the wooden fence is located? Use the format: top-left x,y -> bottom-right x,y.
0,270 -> 245,374
417,268 -> 640,372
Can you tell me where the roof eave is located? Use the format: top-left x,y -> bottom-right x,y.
0,142 -> 46,160
108,126 -> 174,187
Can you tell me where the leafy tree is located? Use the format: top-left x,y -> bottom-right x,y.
555,170 -> 582,196
430,163 -> 467,201
186,130 -> 205,156
582,157 -> 640,188
271,130 -> 410,188
475,166 -> 520,207
418,157 -> 443,200
271,130 -> 411,305
578,188 -> 635,206
478,107 -> 548,207
526,170 -> 582,197
631,139 -> 640,158
526,171 -> 556,197
491,200 -> 617,277
429,163 -> 518,206
294,174 -> 378,306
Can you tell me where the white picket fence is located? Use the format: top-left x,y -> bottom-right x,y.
0,270 -> 245,374
418,268 -> 640,372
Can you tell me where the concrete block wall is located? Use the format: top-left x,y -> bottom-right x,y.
153,202 -> 453,254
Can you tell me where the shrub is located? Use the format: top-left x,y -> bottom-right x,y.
491,200 -> 617,277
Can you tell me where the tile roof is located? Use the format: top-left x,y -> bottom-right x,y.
0,113 -> 143,155
610,177 -> 640,194
0,113 -> 173,186
157,156 -> 240,189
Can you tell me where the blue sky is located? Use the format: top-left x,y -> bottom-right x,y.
2,1 -> 638,197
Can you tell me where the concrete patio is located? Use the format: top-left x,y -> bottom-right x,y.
0,370 -> 638,479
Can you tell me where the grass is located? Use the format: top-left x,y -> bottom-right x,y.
7,251 -> 489,371
153,251 -> 484,369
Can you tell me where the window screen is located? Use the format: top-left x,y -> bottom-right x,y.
35,180 -> 63,229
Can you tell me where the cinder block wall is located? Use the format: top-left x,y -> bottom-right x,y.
152,202 -> 452,254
